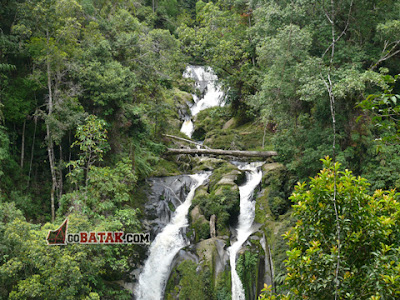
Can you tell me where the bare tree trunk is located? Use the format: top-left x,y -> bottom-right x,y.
68,131 -> 72,174
47,123 -> 56,222
28,115 -> 37,187
46,29 -> 57,222
319,1 -> 353,298
262,123 -> 267,148
20,119 -> 26,168
130,142 -> 136,173
163,134 -> 210,149
58,144 -> 63,201
166,148 -> 278,158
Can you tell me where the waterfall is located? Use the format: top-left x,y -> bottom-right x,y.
228,162 -> 263,300
135,172 -> 210,300
180,117 -> 194,139
180,65 -> 224,138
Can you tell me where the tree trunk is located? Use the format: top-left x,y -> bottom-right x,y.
163,134 -> 210,149
58,144 -> 63,201
166,148 -> 278,158
20,118 -> 26,168
46,29 -> 57,222
28,115 -> 37,187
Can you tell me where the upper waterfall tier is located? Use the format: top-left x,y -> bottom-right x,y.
180,66 -> 224,138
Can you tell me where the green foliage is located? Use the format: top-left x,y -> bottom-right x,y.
236,251 -> 258,300
72,115 -> 109,163
61,158 -> 138,218
192,107 -> 232,140
193,185 -> 240,234
246,0 -> 400,185
1,0 -> 400,298
358,74 -> 400,143
0,210 -> 131,299
361,144 -> 400,191
67,114 -> 110,187
0,126 -> 10,178
175,260 -> 213,300
215,270 -> 232,300
260,158 -> 400,299
78,60 -> 137,115
191,218 -> 210,242
177,1 -> 253,111
262,165 -> 292,218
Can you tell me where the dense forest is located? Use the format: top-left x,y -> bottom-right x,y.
0,0 -> 399,299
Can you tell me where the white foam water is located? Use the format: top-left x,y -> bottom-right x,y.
180,66 -> 224,138
228,162 -> 263,300
180,117 -> 194,138
135,172 -> 210,300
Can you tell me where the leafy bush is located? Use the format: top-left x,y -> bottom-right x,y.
175,260 -> 213,300
236,251 -> 259,299
259,157 -> 400,299
193,186 -> 240,234
0,210 -> 132,299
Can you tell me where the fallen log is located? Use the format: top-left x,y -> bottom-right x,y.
166,148 -> 278,158
162,134 -> 210,149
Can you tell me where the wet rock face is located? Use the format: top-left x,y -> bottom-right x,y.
144,175 -> 196,238
196,237 -> 230,278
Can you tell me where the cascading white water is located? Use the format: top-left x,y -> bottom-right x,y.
135,172 -> 210,300
180,117 -> 194,138
228,162 -> 263,300
180,66 -> 224,138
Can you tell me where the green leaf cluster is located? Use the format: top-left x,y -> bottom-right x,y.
259,157 -> 400,299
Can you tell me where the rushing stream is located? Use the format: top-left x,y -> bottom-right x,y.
180,65 -> 224,138
135,172 -> 210,300
229,162 -> 263,300
135,66 -> 264,300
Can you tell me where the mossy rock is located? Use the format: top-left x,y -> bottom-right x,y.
193,184 -> 240,236
149,158 -> 181,177
191,157 -> 226,172
204,129 -> 245,150
215,170 -> 243,187
222,117 -> 237,130
191,162 -> 244,236
196,238 -> 219,266
192,107 -> 232,140
191,205 -> 207,224
270,211 -> 295,290
196,238 -> 230,284
191,186 -> 209,206
214,184 -> 238,196
208,162 -> 244,192
172,88 -> 193,106
253,163 -> 297,291
164,259 -> 213,300
235,122 -> 272,151
261,162 -> 284,175
163,88 -> 193,132
199,117 -> 273,151
165,266 -> 180,299
260,163 -> 294,218
189,205 -> 210,242
254,188 -> 272,225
